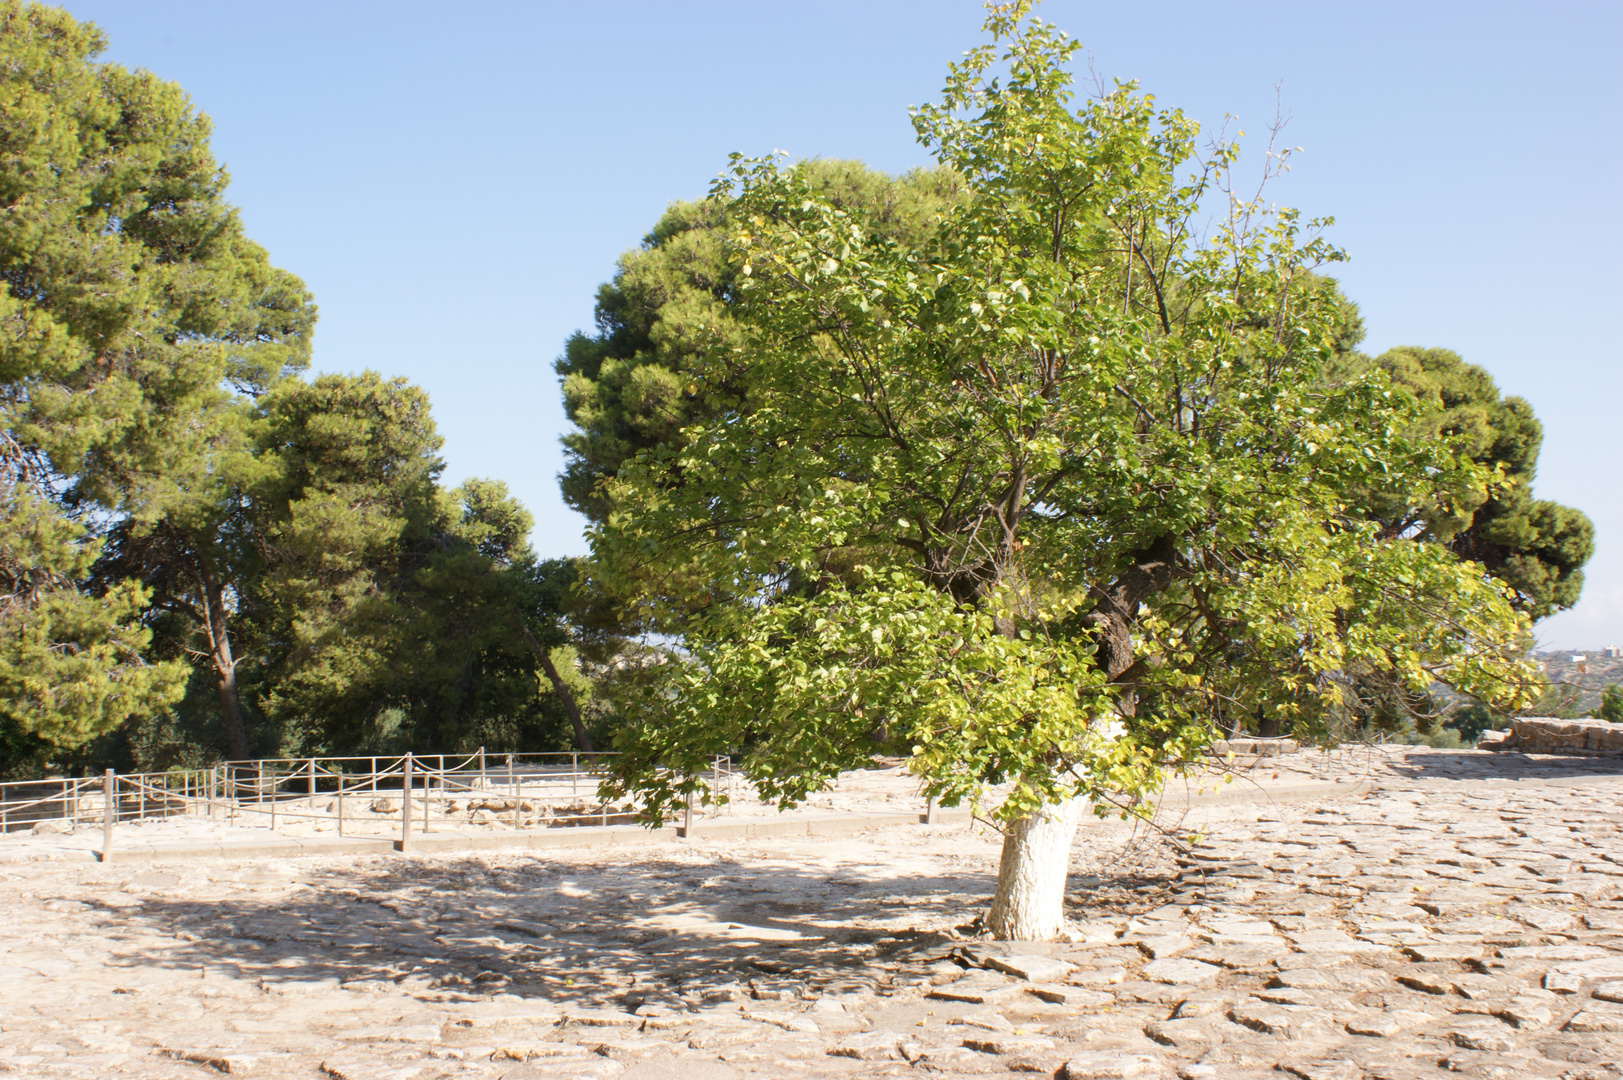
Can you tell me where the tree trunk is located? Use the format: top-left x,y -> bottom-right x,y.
986,795 -> 1086,940
1087,534 -> 1181,694
201,571 -> 250,760
523,626 -> 595,753
981,540 -> 1182,940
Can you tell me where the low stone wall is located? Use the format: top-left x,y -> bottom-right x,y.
1478,715 -> 1623,755
1208,737 -> 1300,757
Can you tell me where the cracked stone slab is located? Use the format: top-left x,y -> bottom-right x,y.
1563,1003 -> 1623,1033
974,951 -> 1076,983
961,1032 -> 1058,1055
1552,955 -> 1623,980
1062,1051 -> 1165,1079
826,1032 -> 906,1061
1343,1007 -> 1435,1037
1227,999 -> 1335,1041
925,970 -> 1023,1003
163,1048 -> 293,1074
1141,957 -> 1223,985
320,1061 -> 430,1080
1447,1019 -> 1521,1052
1145,1016 -> 1224,1048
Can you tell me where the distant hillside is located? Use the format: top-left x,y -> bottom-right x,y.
1530,650 -> 1623,715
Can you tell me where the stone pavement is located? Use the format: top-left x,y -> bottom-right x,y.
0,746 -> 1621,1079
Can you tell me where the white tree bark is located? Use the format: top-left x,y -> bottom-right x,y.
985,795 -> 1086,940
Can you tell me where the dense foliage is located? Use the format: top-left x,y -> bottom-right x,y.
0,0 -> 292,765
1363,347 -> 1592,620
557,160 -> 968,525
1599,685 -> 1623,724
0,0 -> 1596,787
1321,346 -> 1593,739
588,2 -> 1541,825
0,3 -> 603,777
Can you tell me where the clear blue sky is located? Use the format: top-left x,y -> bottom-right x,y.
66,0 -> 1623,647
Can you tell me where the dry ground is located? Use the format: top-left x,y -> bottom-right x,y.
3,747 -> 1623,1080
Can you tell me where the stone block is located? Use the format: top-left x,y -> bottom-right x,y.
827,1032 -> 904,1061
1562,1003 -> 1623,1033
1141,957 -> 1222,985
1063,1052 -> 1163,1079
977,952 -> 1075,983
1491,716 -> 1623,755
925,970 -> 1022,1004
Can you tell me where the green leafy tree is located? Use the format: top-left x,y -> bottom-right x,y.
1355,347 -> 1592,619
1446,703 -> 1498,744
557,159 -> 967,523
250,372 -> 455,752
1322,347 -> 1592,739
587,2 -> 1535,939
1597,684 -> 1623,724
510,555 -> 607,753
95,423 -> 291,761
250,373 -> 601,756
398,485 -> 607,755
0,487 -> 185,769
0,2 -> 311,767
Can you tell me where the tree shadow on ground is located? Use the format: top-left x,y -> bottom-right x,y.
96,849 -> 1001,1013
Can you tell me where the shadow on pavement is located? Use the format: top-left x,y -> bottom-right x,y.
96,849 -> 995,1011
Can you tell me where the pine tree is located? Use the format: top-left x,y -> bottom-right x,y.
0,2 -> 311,767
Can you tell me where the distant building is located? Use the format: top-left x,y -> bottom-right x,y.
1605,646 -> 1622,659
1571,654 -> 1589,673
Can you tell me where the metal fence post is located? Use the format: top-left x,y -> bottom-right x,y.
478,746 -> 486,791
400,753 -> 414,852
308,758 -> 316,801
102,769 -> 115,863
423,761 -> 431,834
505,753 -> 516,829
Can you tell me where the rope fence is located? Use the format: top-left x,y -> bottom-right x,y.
0,750 -> 740,862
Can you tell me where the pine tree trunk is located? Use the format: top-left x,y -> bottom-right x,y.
215,657 -> 248,761
523,626 -> 595,753
985,795 -> 1085,940
201,571 -> 249,760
